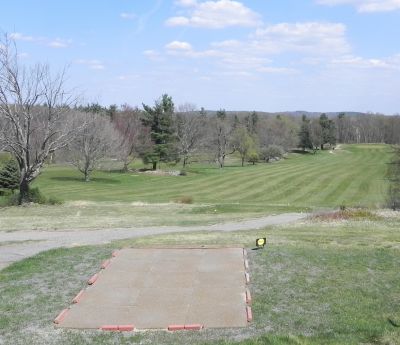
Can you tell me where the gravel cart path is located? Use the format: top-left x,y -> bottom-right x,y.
0,212 -> 305,270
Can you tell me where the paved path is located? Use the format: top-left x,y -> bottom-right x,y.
0,213 -> 305,270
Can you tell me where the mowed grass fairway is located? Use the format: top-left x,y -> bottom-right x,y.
36,144 -> 388,208
1,214 -> 399,345
0,144 -> 390,231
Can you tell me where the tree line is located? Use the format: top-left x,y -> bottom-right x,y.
1,35 -> 400,204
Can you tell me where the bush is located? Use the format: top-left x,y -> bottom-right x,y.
27,187 -> 47,204
261,145 -> 284,163
2,187 -> 63,206
248,152 -> 259,165
47,196 -> 63,205
174,195 -> 193,204
387,181 -> 400,210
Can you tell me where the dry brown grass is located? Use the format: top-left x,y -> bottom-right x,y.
311,208 -> 382,222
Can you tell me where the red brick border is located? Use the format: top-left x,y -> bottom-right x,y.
118,325 -> 135,331
54,309 -> 69,324
246,288 -> 252,304
101,325 -> 119,331
246,306 -> 253,322
245,272 -> 250,284
101,259 -> 111,269
100,324 -> 135,331
72,290 -> 85,304
168,324 -> 185,331
184,324 -> 203,330
87,273 -> 99,285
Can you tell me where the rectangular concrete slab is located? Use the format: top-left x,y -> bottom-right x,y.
57,247 -> 248,330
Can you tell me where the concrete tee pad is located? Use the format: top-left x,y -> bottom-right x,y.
57,247 -> 249,330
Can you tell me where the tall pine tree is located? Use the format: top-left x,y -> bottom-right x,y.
298,115 -> 313,151
141,94 -> 176,170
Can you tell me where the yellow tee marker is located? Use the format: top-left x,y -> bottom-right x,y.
256,238 -> 266,248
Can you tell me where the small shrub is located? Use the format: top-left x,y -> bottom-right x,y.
4,192 -> 19,206
339,204 -> 346,211
2,187 -> 63,206
387,183 -> 400,210
174,195 -> 193,204
27,187 -> 47,204
248,152 -> 259,165
47,196 -> 63,205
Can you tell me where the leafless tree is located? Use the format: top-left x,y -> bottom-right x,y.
174,103 -> 206,167
113,104 -> 146,172
257,116 -> 299,152
211,109 -> 233,168
67,112 -> 121,181
0,34 -> 84,204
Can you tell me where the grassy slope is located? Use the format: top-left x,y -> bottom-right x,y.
0,144 -> 389,231
0,215 -> 399,345
34,144 -> 388,209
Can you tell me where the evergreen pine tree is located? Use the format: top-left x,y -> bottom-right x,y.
298,115 -> 313,151
0,159 -> 20,192
141,94 -> 176,170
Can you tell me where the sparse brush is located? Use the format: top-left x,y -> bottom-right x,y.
312,208 -> 381,221
174,195 -> 193,204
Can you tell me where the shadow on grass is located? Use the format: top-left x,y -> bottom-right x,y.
50,176 -> 121,184
290,149 -> 313,154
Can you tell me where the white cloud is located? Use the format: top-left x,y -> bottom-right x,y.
48,38 -> 70,48
143,49 -> 164,61
75,59 -> 105,70
174,0 -> 198,6
165,0 -> 262,28
253,22 -> 350,55
10,32 -> 35,41
10,32 -> 71,48
148,21 -> 351,77
120,12 -> 137,20
165,40 -> 193,51
331,54 -> 400,70
317,0 -> 400,12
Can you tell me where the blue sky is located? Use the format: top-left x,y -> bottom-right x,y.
1,0 -> 400,113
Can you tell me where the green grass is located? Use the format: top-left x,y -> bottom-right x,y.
34,144 -> 389,209
1,214 -> 399,344
0,144 -> 390,231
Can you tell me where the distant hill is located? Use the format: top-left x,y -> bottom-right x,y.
202,110 -> 370,118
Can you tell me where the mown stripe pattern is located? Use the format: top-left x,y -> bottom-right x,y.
35,144 -> 389,209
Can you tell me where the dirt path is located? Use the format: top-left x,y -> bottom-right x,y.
0,213 -> 305,270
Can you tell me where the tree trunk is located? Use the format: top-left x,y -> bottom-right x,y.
152,161 -> 157,170
122,161 -> 129,173
218,156 -> 224,168
183,157 -> 187,168
320,144 -> 324,150
84,170 -> 90,182
18,178 -> 30,205
241,156 -> 244,167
